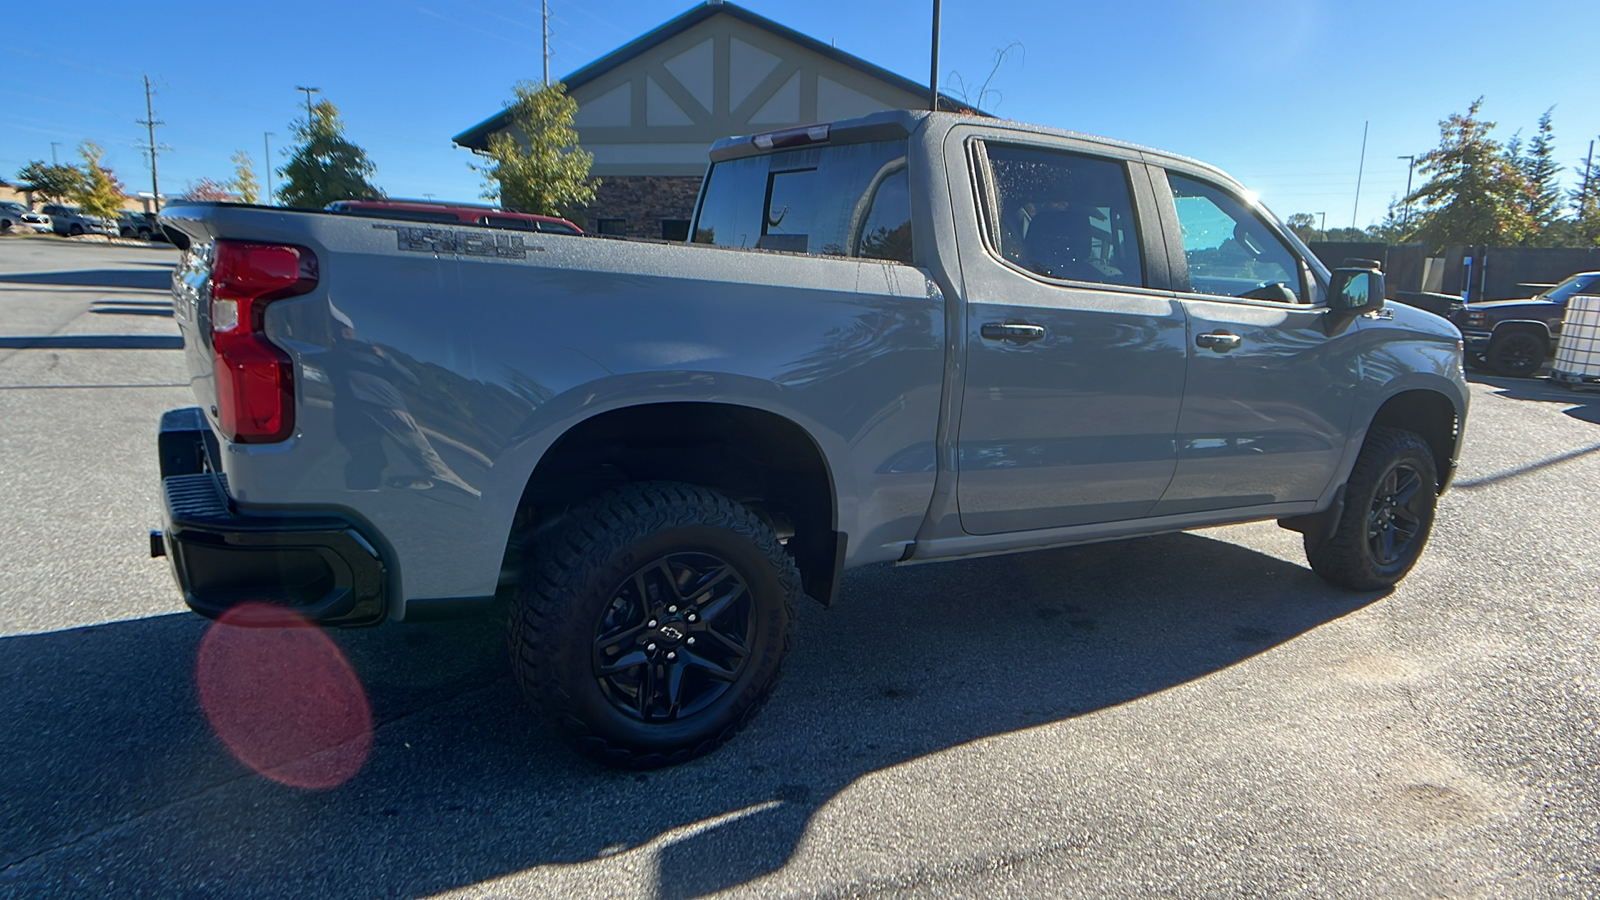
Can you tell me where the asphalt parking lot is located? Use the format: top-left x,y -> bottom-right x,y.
1,237 -> 1597,898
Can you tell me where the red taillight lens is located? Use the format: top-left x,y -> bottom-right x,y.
210,240 -> 318,443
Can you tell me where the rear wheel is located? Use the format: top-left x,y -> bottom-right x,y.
1486,330 -> 1546,377
67,223 -> 84,237
1305,427 -> 1437,591
509,482 -> 798,768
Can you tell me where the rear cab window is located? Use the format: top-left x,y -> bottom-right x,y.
693,139 -> 914,265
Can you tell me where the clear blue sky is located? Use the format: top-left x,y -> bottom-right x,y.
6,0 -> 1598,227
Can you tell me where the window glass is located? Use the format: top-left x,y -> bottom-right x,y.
983,144 -> 1143,288
481,215 -> 536,230
659,218 -> 691,241
1168,174 -> 1303,302
693,139 -> 914,262
596,218 -> 627,236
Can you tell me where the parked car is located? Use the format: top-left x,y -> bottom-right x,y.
40,204 -> 115,237
0,201 -> 29,233
155,109 -> 1467,768
1449,271 -> 1600,376
325,199 -> 582,234
117,210 -> 166,241
20,209 -> 52,233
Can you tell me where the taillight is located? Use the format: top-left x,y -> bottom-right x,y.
210,240 -> 318,443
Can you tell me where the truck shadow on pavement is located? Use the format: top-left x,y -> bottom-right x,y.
1469,374 -> 1600,426
0,269 -> 172,291
0,531 -> 1381,897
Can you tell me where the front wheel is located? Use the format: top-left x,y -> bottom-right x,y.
1305,427 -> 1438,591
509,482 -> 799,768
67,224 -> 84,237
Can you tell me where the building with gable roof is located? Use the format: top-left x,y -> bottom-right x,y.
453,0 -> 966,238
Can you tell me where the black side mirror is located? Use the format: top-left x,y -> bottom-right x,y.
1329,267 -> 1384,313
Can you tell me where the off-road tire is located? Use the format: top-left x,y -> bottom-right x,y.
509,481 -> 799,768
1305,426 -> 1438,591
1486,330 -> 1546,377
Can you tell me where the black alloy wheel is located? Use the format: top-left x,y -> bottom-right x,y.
1304,426 -> 1438,591
1366,463 -> 1425,567
592,551 -> 754,722
1487,331 -> 1545,377
510,481 -> 799,768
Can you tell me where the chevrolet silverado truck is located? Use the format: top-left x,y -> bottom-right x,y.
1449,271 -> 1600,377
153,110 -> 1468,767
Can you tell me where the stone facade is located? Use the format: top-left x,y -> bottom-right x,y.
580,175 -> 704,239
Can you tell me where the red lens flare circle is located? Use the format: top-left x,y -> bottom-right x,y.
196,603 -> 372,789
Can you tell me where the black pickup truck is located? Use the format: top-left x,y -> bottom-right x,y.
1449,271 -> 1600,376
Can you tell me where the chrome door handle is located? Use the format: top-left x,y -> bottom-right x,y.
1195,332 -> 1242,352
981,322 -> 1046,343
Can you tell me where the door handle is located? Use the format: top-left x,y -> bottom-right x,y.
1195,331 -> 1242,352
981,322 -> 1046,343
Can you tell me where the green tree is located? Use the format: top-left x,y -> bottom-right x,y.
1286,213 -> 1319,243
277,99 -> 381,208
1402,98 -> 1533,251
476,81 -> 598,217
16,160 -> 87,205
72,142 -> 125,223
1517,108 -> 1563,233
230,151 -> 260,204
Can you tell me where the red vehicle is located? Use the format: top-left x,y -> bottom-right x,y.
325,199 -> 582,234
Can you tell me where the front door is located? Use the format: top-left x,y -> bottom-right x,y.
1151,170 -> 1360,516
956,141 -> 1187,535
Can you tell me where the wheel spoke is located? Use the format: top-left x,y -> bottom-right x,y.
1392,506 -> 1422,527
697,582 -> 747,623
1393,469 -> 1422,506
598,649 -> 649,676
1380,527 -> 1396,562
595,622 -> 649,655
637,662 -> 659,718
665,660 -> 686,714
686,565 -> 737,605
681,649 -> 740,682
698,622 -> 749,656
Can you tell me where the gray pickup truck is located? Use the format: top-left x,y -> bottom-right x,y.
154,110 -> 1468,767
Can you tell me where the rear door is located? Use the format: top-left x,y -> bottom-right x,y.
1149,167 -> 1359,515
953,135 -> 1188,534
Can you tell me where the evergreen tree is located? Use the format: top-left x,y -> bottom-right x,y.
72,142 -> 125,223
1402,98 -> 1533,251
277,99 -> 381,208
230,151 -> 260,204
1519,108 -> 1563,232
476,81 -> 598,218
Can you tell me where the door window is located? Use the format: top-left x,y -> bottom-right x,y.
981,144 -> 1144,288
1168,174 -> 1304,303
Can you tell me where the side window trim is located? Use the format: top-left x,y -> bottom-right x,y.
969,138 -> 1158,293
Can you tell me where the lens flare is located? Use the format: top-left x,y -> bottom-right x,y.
196,603 -> 372,789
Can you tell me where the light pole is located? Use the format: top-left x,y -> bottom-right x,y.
929,0 -> 942,111
1397,155 -> 1416,230
264,133 -> 275,204
50,142 -> 62,165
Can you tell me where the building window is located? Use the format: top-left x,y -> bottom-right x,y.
596,217 -> 628,236
660,218 -> 691,242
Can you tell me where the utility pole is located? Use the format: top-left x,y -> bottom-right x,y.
264,133 -> 275,204
50,142 -> 61,165
1315,212 -> 1327,233
295,86 -> 322,125
542,0 -> 550,85
929,0 -> 942,111
1582,139 -> 1596,209
1351,120 -> 1369,229
1397,155 -> 1416,230
136,75 -> 165,212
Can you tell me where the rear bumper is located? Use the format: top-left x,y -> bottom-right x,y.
155,407 -> 389,626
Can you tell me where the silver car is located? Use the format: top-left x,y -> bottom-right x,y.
39,204 -> 115,237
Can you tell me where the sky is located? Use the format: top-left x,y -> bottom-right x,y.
5,0 -> 1598,228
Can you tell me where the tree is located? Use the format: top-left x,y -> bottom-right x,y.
1401,98 -> 1533,251
184,178 -> 235,202
1286,213 -> 1319,243
72,142 -> 125,223
230,151 -> 260,204
1517,108 -> 1564,233
277,99 -> 381,208
476,81 -> 598,217
16,160 -> 87,205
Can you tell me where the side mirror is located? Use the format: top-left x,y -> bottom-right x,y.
1329,267 -> 1384,313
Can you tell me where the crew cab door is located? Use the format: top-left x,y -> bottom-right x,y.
953,135 -> 1187,534
1148,167 -> 1360,515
